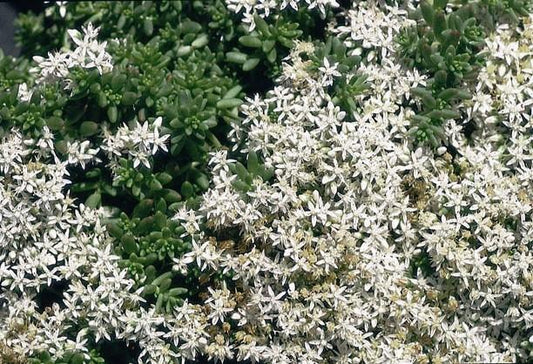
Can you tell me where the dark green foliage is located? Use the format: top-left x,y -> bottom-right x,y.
29,349 -> 105,364
0,50 -> 30,89
478,0 -> 531,31
227,14 -> 303,71
409,249 -> 434,278
110,199 -> 193,313
311,37 -> 368,116
395,0 -> 526,147
0,51 -> 66,138
229,151 -> 275,194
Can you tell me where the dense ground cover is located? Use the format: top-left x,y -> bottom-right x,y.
1,0 -> 533,363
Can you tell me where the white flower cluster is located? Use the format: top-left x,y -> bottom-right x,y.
64,140 -> 101,169
31,23 -> 112,87
225,0 -> 340,30
0,129 -> 145,361
52,117 -> 169,175
101,116 -> 170,170
466,15 -> 533,167
166,3 -> 533,364
332,1 -> 414,59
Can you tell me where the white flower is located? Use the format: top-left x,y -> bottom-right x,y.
205,283 -> 234,325
102,117 -> 169,170
318,57 -> 341,87
65,140 -> 100,169
32,23 -> 113,87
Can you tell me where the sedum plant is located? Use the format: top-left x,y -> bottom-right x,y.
1,0 -> 533,364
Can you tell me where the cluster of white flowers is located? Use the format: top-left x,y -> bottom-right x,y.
225,0 -> 340,30
0,129 -> 146,362
50,117 -> 169,174
332,1 -> 414,59
166,2 -> 533,363
466,16 -> 533,166
0,126 -> 187,363
31,23 -> 112,87
101,117 -> 170,170
64,140 -> 101,169
1,23 -> 171,359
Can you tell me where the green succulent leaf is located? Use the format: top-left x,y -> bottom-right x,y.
121,234 -> 138,254
216,98 -> 243,109
143,284 -> 157,295
181,181 -> 194,199
226,52 -> 248,64
253,14 -> 270,36
107,105 -> 118,123
133,199 -> 154,219
121,91 -> 138,106
243,58 -> 260,71
79,121 -> 99,136
239,35 -> 262,48
421,1 -> 435,25
411,87 -> 436,109
85,191 -> 101,208
157,172 -> 173,185
106,222 -> 124,239
168,287 -> 188,296
46,116 -> 65,130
